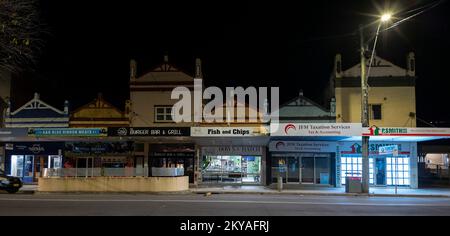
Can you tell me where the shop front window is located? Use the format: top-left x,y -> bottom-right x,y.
340,156 -> 374,185
202,155 -> 261,184
387,157 -> 410,186
11,155 -> 24,177
151,157 -> 194,183
340,156 -> 409,186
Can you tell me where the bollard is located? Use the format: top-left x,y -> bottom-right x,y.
277,176 -> 283,191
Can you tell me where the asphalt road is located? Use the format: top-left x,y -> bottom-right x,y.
1,192 -> 450,216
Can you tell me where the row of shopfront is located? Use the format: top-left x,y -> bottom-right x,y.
2,125 -> 444,189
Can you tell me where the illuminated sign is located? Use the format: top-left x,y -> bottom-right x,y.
269,141 -> 336,153
29,128 -> 107,137
271,123 -> 362,136
378,145 -> 398,156
108,127 -> 190,137
363,126 -> 450,136
191,127 -> 269,137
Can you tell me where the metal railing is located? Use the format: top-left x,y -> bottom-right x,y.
425,164 -> 449,179
43,167 -> 148,178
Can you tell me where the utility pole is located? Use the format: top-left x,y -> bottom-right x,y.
360,24 -> 370,193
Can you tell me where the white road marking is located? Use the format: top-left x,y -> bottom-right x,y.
0,198 -> 449,207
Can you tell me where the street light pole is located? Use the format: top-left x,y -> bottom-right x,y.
359,14 -> 391,193
360,24 -> 370,193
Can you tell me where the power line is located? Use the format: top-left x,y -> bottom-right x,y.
381,0 -> 446,33
299,0 -> 446,44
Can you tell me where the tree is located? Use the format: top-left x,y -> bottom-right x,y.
0,0 -> 43,73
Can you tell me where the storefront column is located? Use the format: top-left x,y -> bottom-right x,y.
261,147 -> 267,186
336,145 -> 342,187
410,142 -> 419,189
144,142 -> 149,176
0,145 -> 4,171
194,144 -> 201,186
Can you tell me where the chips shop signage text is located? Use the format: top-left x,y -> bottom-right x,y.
191,127 -> 268,137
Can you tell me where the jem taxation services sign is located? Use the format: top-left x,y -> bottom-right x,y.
270,123 -> 362,136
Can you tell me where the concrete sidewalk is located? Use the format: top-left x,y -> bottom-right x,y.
190,185 -> 450,198
18,184 -> 38,194
12,184 -> 450,198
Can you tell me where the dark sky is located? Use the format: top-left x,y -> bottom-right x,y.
12,0 -> 450,125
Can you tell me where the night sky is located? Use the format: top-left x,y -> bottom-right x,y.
11,0 -> 450,125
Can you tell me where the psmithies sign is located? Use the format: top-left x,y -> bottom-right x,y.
271,123 -> 362,136
363,126 -> 450,136
339,142 -> 411,155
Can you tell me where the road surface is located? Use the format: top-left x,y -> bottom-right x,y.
1,192 -> 450,216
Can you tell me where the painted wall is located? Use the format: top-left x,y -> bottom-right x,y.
335,86 -> 416,127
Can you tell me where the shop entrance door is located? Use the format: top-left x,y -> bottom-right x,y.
286,157 -> 300,183
33,156 -> 46,182
375,158 -> 386,186
23,155 -> 34,183
76,157 -> 94,177
301,156 -> 315,184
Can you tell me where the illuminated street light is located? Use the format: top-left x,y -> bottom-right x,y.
360,12 -> 394,193
381,13 -> 392,22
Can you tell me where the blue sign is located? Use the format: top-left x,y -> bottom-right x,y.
5,142 -> 65,155
0,128 -> 28,137
378,145 -> 398,155
29,128 -> 107,137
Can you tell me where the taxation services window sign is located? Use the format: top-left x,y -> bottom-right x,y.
269,141 -> 337,153
108,127 -> 190,136
202,146 -> 263,156
363,126 -> 450,136
191,126 -> 269,137
270,123 -> 362,136
29,128 -> 107,137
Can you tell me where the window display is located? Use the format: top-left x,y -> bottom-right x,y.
340,155 -> 410,186
202,155 -> 261,184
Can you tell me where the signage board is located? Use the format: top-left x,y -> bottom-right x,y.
108,127 -> 190,137
29,128 -> 107,137
4,142 -> 65,155
191,126 -> 269,137
271,123 -> 362,136
363,126 -> 450,136
378,145 -> 398,156
0,128 -> 28,137
201,146 -> 263,156
339,142 -> 410,155
65,142 -> 133,154
269,141 -> 336,153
